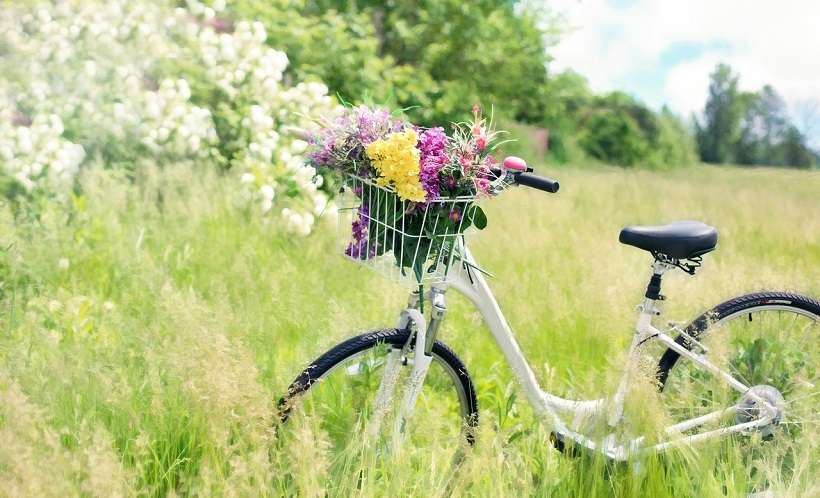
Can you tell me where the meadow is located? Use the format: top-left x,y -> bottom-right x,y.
0,162 -> 818,497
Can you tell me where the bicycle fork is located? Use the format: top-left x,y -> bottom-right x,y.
366,288 -> 448,448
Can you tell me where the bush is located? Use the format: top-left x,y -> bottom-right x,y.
577,92 -> 696,168
0,0 -> 337,234
579,109 -> 649,167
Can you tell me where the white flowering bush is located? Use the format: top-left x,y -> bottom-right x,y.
184,13 -> 338,233
0,0 -> 337,234
0,112 -> 84,193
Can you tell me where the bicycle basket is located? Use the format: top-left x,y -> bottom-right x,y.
338,174 -> 479,285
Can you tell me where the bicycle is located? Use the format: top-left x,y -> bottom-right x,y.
278,157 -> 818,466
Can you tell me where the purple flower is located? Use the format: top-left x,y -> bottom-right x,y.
417,127 -> 448,201
308,106 -> 405,175
354,107 -> 402,145
345,204 -> 376,260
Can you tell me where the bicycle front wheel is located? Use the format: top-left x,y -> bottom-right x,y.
657,291 -> 819,492
278,328 -> 478,457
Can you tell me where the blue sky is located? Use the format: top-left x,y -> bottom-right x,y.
548,0 -> 820,146
616,40 -> 730,109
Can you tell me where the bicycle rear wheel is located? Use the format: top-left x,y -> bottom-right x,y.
278,328 -> 478,457
657,292 -> 819,491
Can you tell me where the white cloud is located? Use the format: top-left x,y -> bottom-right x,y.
662,53 -> 723,118
549,0 -> 820,125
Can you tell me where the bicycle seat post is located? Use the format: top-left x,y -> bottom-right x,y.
641,258 -> 675,316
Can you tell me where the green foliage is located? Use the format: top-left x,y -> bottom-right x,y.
652,106 -> 699,167
780,125 -> 818,167
696,63 -> 743,164
229,0 -> 551,126
579,108 -> 649,167
576,92 -> 695,168
696,63 -> 817,168
538,70 -> 594,162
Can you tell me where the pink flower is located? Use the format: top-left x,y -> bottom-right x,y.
476,178 -> 490,192
475,135 -> 487,151
449,209 -> 461,223
459,153 -> 473,173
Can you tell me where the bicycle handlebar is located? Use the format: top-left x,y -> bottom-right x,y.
490,160 -> 560,194
513,171 -> 560,193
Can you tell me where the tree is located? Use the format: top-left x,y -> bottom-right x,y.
696,63 -> 743,163
232,0 -> 554,127
539,70 -> 592,161
779,126 -> 816,168
735,85 -> 789,165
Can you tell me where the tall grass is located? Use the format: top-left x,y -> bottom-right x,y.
0,163 -> 817,496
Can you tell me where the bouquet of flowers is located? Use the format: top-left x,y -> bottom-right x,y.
308,105 -> 506,282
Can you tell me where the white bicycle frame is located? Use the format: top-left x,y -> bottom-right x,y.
375,247 -> 780,461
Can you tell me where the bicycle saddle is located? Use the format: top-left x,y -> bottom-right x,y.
619,221 -> 718,259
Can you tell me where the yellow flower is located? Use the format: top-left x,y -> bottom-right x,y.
365,129 -> 426,202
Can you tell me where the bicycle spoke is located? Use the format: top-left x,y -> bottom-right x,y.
659,304 -> 817,490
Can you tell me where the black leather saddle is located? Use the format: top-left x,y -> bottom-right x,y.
619,221 -> 718,259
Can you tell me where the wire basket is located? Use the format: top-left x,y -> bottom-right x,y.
338,174 -> 479,285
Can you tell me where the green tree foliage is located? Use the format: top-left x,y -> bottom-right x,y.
230,0 -> 550,126
538,70 -> 593,162
695,63 -> 743,164
735,86 -> 789,165
780,126 -> 817,167
696,63 -> 816,168
576,92 -> 695,168
579,109 -> 648,167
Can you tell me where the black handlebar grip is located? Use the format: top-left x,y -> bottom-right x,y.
515,172 -> 560,193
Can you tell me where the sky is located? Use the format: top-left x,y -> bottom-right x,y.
547,0 -> 820,147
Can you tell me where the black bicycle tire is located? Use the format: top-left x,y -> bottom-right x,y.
277,328 -> 479,441
656,291 -> 820,388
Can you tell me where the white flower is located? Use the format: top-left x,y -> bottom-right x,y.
290,139 -> 307,153
58,258 -> 70,270
312,192 -> 329,215
112,102 -> 128,122
240,172 -> 255,184
260,184 -> 274,200
187,135 -> 201,152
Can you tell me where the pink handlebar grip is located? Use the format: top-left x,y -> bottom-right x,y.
502,156 -> 527,171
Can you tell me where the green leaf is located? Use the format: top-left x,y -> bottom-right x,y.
470,205 -> 487,230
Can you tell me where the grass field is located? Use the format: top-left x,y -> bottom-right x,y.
0,163 -> 818,496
